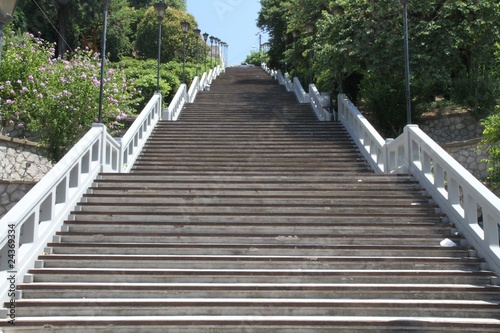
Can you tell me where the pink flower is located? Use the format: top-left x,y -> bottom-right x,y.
6,99 -> 13,104
81,73 -> 87,79
38,93 -> 43,98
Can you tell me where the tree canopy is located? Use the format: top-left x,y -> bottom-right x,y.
14,0 -> 188,60
258,0 -> 500,135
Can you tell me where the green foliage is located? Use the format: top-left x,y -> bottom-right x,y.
115,57 -> 179,110
258,0 -> 500,135
359,74 -> 409,138
482,109 -> 500,187
451,73 -> 498,119
0,31 -> 134,162
244,51 -> 270,66
135,7 -> 200,63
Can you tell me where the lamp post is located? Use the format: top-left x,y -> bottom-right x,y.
282,33 -> 288,73
203,32 -> 209,72
292,30 -> 299,74
194,28 -> 201,77
98,0 -> 111,124
307,23 -> 315,84
153,2 -> 168,92
0,0 -> 19,66
215,38 -> 220,62
181,20 -> 190,84
401,0 -> 412,124
209,36 -> 214,68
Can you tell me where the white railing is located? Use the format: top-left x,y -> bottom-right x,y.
338,93 -> 388,173
293,77 -> 309,103
188,76 -> 200,103
337,93 -> 500,276
309,84 -> 332,122
164,83 -> 188,121
0,93 -> 162,313
165,65 -> 223,121
265,63 -> 500,276
119,93 -> 162,173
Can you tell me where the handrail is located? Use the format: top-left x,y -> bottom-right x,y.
284,73 -> 293,92
293,77 -> 309,103
119,93 -> 162,172
395,126 -> 500,276
164,65 -> 223,121
337,93 -> 387,173
337,92 -> 500,276
309,84 -> 332,122
199,72 -> 209,91
188,76 -> 200,103
0,93 -> 162,313
164,83 -> 187,121
0,125 -> 104,313
263,60 -> 500,276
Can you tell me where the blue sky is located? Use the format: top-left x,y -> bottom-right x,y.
186,0 -> 268,66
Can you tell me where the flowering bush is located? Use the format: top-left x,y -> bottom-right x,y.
0,31 -> 134,161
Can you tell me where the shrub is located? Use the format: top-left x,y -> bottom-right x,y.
482,107 -> 500,188
451,72 -> 498,119
0,31 -> 134,162
359,74 -> 410,138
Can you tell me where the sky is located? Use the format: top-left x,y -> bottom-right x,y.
186,0 -> 268,66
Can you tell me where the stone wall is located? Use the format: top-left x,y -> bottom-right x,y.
442,138 -> 489,180
419,113 -> 483,144
420,113 -> 489,181
0,181 -> 36,218
0,135 -> 53,218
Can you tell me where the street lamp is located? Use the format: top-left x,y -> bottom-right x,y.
401,0 -> 412,124
194,28 -> 201,77
307,22 -> 315,84
154,2 -> 168,92
0,0 -> 18,65
209,36 -> 214,68
282,33 -> 288,73
292,30 -> 299,74
98,0 -> 111,124
203,32 -> 209,72
215,38 -> 220,61
181,20 -> 190,84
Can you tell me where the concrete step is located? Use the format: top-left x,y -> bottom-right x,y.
46,242 -> 471,257
55,232 -> 458,247
18,282 -> 500,301
4,316 -> 500,333
64,220 -> 450,234
12,298 -> 500,318
27,268 -> 495,284
37,254 -> 483,270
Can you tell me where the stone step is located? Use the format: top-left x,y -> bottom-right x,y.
4,316 -> 500,333
36,254 -> 483,270
26,268 -> 495,284
55,232 -> 458,247
18,282 -> 500,301
47,242 -> 470,257
12,298 -> 500,318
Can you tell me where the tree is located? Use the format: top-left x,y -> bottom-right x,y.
135,6 -> 199,63
258,0 -> 500,136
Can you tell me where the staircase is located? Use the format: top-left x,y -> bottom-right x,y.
4,66 -> 500,332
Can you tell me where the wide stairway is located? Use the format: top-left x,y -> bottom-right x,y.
4,66 -> 500,332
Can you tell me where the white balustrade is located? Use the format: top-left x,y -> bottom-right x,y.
309,84 -> 332,122
164,84 -> 187,121
338,93 -> 500,276
264,62 -> 500,276
293,77 -> 309,103
0,92 -> 162,309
